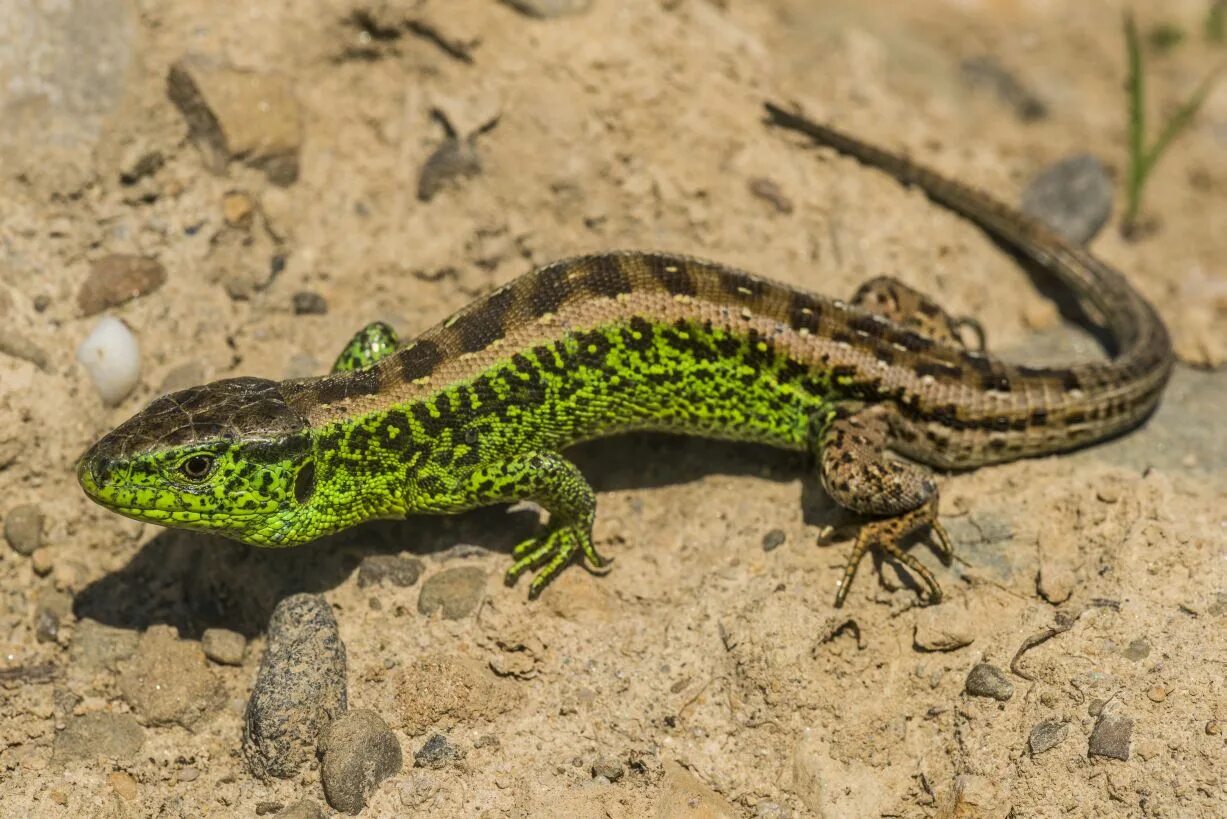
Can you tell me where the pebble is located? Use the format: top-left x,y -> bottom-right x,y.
501,0 -> 592,17
177,765 -> 200,783
913,606 -> 975,652
221,191 -> 255,227
357,555 -> 424,588
69,618 -> 139,674
418,566 -> 486,620
964,662 -> 1014,701
33,294 -> 51,312
53,712 -> 145,763
761,529 -> 786,552
747,178 -> 794,214
591,756 -> 624,782
118,624 -> 223,728
202,627 -> 246,665
0,328 -> 49,370
77,316 -> 141,405
168,56 -> 302,185
4,503 -> 44,555
243,593 -> 348,779
118,142 -> 164,184
1146,685 -> 1168,703
292,291 -> 328,315
107,771 -> 139,801
1020,155 -> 1113,245
35,590 -> 71,644
1028,720 -> 1069,755
1088,712 -> 1133,760
30,546 -> 54,576
320,709 -> 403,815
77,254 -> 167,316
413,734 -> 465,770
1122,638 -> 1151,661
275,801 -> 327,819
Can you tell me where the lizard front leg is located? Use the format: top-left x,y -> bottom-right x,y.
813,404 -> 954,607
852,276 -> 985,351
413,451 -> 609,599
331,321 -> 400,372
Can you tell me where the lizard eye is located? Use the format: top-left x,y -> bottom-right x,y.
180,454 -> 215,481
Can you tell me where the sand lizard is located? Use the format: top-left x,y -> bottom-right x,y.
77,104 -> 1174,606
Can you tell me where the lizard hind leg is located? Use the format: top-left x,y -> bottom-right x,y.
852,275 -> 986,351
813,405 -> 954,607
331,321 -> 401,373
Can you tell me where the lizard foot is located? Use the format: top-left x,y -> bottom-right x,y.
833,498 -> 954,608
505,525 -> 611,599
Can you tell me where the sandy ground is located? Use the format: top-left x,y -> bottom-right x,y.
1,0 -> 1225,816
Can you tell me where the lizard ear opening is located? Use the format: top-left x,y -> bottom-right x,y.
294,460 -> 316,504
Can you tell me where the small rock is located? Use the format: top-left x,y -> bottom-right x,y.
964,663 -> 1014,701
1122,638 -> 1151,661
222,191 -> 255,227
118,624 -> 223,728
292,291 -> 328,316
4,503 -> 44,555
913,606 -> 975,652
413,733 -> 465,770
35,590 -> 72,644
202,628 -> 246,665
500,0 -> 592,17
418,566 -> 486,620
748,178 -> 794,214
78,254 -> 167,316
417,136 -> 482,202
54,712 -> 145,763
1088,712 -> 1133,760
107,771 -> 139,801
177,765 -> 200,782
168,56 -> 302,185
33,294 -> 51,312
960,56 -> 1048,122
1146,685 -> 1168,703
1028,720 -> 1069,755
1036,557 -> 1076,605
243,593 -> 348,779
31,546 -> 54,576
761,529 -> 786,552
256,803 -> 285,816
591,756 -> 624,782
118,142 -> 164,184
358,555 -> 424,588
1021,155 -> 1113,245
0,328 -> 49,370
275,801 -> 327,819
69,618 -> 140,674
321,710 -> 403,815
77,316 -> 141,405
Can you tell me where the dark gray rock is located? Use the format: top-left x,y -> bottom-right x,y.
358,555 -> 424,588
201,628 -> 246,665
292,291 -> 328,315
761,529 -> 786,552
1021,155 -> 1113,245
418,566 -> 486,620
4,503 -> 44,555
964,663 -> 1014,701
321,710 -> 403,814
1088,712 -> 1133,760
1029,720 -> 1069,755
53,712 -> 144,763
413,733 -> 465,770
244,594 -> 348,779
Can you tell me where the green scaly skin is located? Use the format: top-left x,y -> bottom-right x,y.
77,106 -> 1173,605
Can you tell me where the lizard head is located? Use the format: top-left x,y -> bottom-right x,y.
77,377 -> 316,545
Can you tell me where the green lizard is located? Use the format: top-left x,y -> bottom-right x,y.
77,104 -> 1174,606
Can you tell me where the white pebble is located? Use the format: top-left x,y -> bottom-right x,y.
77,317 -> 141,405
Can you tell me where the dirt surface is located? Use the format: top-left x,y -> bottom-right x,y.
2,1 -> 1225,816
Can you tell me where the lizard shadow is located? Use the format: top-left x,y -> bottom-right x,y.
73,432 -> 844,638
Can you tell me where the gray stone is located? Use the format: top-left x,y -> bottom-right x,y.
1028,720 -> 1069,755
321,710 -> 403,815
201,628 -> 246,665
4,503 -> 44,555
69,618 -> 139,675
168,56 -> 302,185
964,663 -> 1014,701
591,756 -> 624,782
1021,155 -> 1113,245
500,0 -> 592,18
78,255 -> 167,316
418,566 -> 486,620
118,625 -> 223,728
292,291 -> 328,315
413,733 -> 465,770
761,529 -> 786,552
244,593 -> 348,779
1088,712 -> 1133,761
357,555 -> 424,588
275,801 -> 327,819
1121,638 -> 1151,661
53,712 -> 144,763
